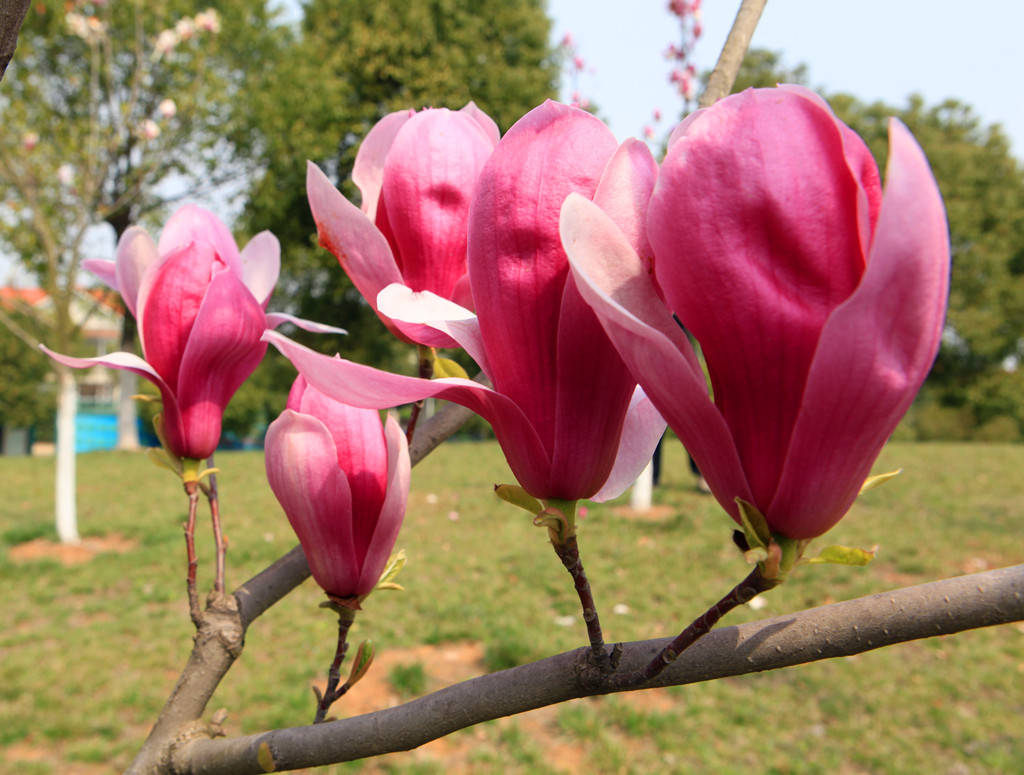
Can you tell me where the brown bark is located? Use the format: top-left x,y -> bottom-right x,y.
0,0 -> 30,83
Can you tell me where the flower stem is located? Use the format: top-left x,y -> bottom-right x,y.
553,534 -> 616,673
405,346 -> 435,444
204,455 -> 226,596
610,565 -> 779,689
183,480 -> 202,627
313,610 -> 358,723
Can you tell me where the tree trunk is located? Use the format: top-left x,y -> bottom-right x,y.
55,364 -> 80,543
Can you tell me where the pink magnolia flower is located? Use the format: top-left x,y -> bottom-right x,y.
307,102 -> 500,344
563,85 -> 949,540
43,205 -> 341,461
265,376 -> 409,601
267,101 -> 665,504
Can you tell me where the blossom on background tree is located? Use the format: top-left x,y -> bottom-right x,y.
307,103 -> 499,343
562,84 -> 950,555
42,205 -> 341,467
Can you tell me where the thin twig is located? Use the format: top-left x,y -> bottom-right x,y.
553,535 -> 615,673
609,565 -> 778,688
183,481 -> 202,627
313,612 -> 357,723
205,455 -> 226,596
405,345 -> 435,444
698,0 -> 769,108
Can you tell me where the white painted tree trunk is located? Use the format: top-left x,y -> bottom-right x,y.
55,366 -> 80,544
630,458 -> 654,512
116,369 -> 140,450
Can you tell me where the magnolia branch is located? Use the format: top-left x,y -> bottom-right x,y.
699,0 -> 768,107
125,399 -> 482,775
174,563 -> 1024,774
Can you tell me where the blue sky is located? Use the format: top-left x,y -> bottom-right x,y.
548,0 -> 1024,157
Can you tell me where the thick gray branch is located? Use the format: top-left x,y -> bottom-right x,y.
177,564 -> 1024,774
0,0 -> 30,83
699,0 -> 768,108
126,398 -> 481,774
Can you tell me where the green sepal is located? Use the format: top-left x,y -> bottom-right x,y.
735,498 -> 771,550
533,498 -> 577,546
494,484 -> 544,514
432,355 -> 469,380
803,543 -> 877,567
346,640 -> 375,687
860,469 -> 902,494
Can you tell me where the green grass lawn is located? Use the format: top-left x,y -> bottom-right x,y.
2,439 -> 1023,774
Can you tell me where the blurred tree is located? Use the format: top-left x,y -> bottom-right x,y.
0,308 -> 54,434
241,0 -> 559,378
0,0 -> 284,541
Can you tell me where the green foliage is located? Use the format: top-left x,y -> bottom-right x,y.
2,440 -> 1023,772
0,317 -> 54,429
241,0 -> 559,371
388,661 -> 428,698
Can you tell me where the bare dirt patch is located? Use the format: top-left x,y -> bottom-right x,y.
8,533 -> 137,566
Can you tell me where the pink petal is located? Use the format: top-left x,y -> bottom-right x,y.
591,387 -> 667,503
379,109 -> 493,298
239,230 -> 280,308
113,226 -> 160,320
468,100 -> 618,443
141,243 -> 220,391
592,138 -> 659,261
767,119 -> 950,538
561,192 -> 752,518
264,312 -> 347,335
459,101 -> 501,147
82,259 -> 118,293
173,264 -> 268,459
40,345 -> 188,458
376,284 -> 483,359
157,204 -> 242,277
265,410 -> 359,597
306,161 -> 404,321
355,414 -> 410,596
649,87 -> 876,509
351,110 -> 414,220
549,272 -> 637,498
264,330 -> 554,499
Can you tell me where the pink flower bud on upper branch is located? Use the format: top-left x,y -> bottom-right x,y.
307,103 -> 499,345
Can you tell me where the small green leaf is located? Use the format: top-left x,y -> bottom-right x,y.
735,498 -> 771,550
432,355 -> 469,380
494,484 -> 544,514
347,640 -> 375,686
145,447 -> 180,474
375,549 -> 407,589
860,469 -> 902,494
803,544 -> 877,566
